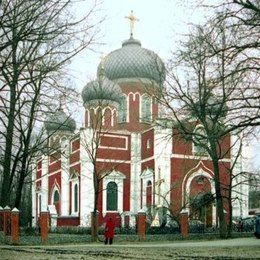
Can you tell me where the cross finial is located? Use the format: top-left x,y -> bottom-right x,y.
125,10 -> 139,37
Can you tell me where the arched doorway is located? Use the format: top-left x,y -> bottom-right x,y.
190,192 -> 214,227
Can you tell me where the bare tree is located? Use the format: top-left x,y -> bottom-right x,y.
156,10 -> 259,236
0,0 -> 101,207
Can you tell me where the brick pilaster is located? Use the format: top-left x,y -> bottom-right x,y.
11,208 -> 19,245
137,210 -> 146,241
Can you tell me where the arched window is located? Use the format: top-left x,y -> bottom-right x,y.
106,182 -> 118,211
193,125 -> 208,155
118,96 -> 127,122
53,190 -> 60,203
52,189 -> 60,215
141,95 -> 151,122
74,184 -> 78,213
146,180 -> 152,206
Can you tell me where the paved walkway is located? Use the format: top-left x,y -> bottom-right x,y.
0,237 -> 259,249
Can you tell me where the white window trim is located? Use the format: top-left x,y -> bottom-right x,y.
51,186 -> 60,205
182,168 -> 217,225
38,194 -> 42,214
103,170 -> 126,215
118,94 -> 128,123
140,168 -> 154,208
71,180 -> 79,216
147,139 -> 151,149
140,94 -> 152,123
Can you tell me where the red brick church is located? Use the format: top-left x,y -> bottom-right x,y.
32,28 -> 235,228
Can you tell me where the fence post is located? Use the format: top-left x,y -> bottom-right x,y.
3,206 -> 11,236
137,209 -> 146,241
11,208 -> 20,245
180,208 -> 189,238
40,211 -> 49,243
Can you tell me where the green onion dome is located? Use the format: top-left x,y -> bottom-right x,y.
97,37 -> 166,86
44,108 -> 76,133
82,75 -> 124,106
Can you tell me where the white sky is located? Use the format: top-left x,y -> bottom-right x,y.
71,0 -> 212,87
69,0 -> 259,169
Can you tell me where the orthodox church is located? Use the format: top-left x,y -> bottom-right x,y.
32,14 -> 249,228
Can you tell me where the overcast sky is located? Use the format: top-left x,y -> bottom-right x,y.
71,0 -> 215,87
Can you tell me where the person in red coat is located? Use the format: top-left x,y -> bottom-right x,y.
104,217 -> 115,245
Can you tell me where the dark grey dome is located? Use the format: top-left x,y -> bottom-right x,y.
45,108 -> 76,133
82,75 -> 123,105
97,37 -> 166,86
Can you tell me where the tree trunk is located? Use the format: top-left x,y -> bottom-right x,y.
0,75 -> 17,207
0,29 -> 19,207
212,159 -> 227,238
91,192 -> 99,242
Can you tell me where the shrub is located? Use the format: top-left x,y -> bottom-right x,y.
189,220 -> 205,233
115,226 -> 136,235
146,225 -> 180,234
21,226 -> 39,236
50,226 -> 91,234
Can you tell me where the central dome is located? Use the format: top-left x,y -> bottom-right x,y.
97,37 -> 166,86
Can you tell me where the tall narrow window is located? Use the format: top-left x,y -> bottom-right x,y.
141,95 -> 151,122
53,189 -> 60,215
74,183 -> 78,213
193,125 -> 208,155
53,190 -> 59,203
106,182 -> 118,211
146,180 -> 152,206
118,96 -> 127,122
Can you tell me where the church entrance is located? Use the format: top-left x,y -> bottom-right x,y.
190,192 -> 214,227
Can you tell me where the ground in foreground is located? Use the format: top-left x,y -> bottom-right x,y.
0,237 -> 259,259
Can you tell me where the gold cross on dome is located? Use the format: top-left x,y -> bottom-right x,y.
125,10 -> 139,37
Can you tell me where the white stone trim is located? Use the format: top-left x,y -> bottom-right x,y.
140,168 -> 154,208
71,181 -> 79,216
126,93 -> 130,122
41,156 -> 49,212
182,163 -> 216,225
102,170 -> 126,215
130,133 -> 141,214
96,158 -> 131,163
154,127 -> 172,206
51,180 -> 61,205
171,153 -> 231,163
79,128 -> 95,226
140,93 -> 152,122
61,139 -> 70,216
